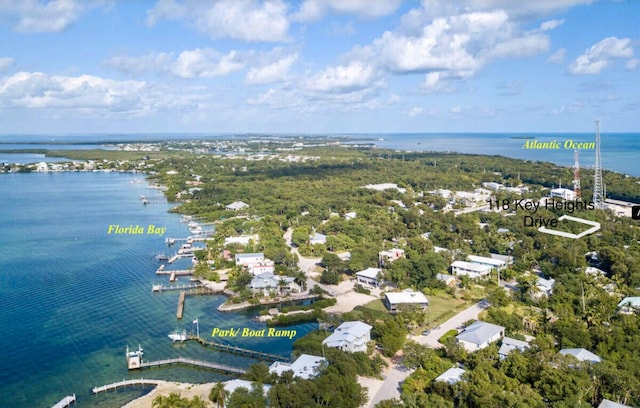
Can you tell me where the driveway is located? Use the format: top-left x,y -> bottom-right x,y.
366,299 -> 488,407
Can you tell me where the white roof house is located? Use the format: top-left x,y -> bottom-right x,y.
434,367 -> 466,384
379,248 -> 405,266
383,289 -> 429,312
269,354 -> 327,379
249,273 -> 298,295
467,255 -> 506,270
356,267 -> 382,287
451,261 -> 492,279
344,212 -> 357,220
559,348 -> 602,363
309,232 -> 327,245
322,321 -> 372,353
617,297 -> 640,314
436,273 -> 457,286
361,183 -> 407,194
223,379 -> 271,395
224,235 -> 259,246
226,200 -> 249,211
550,187 -> 577,201
456,321 -> 505,352
235,253 -> 264,266
498,337 -> 530,359
598,399 -> 633,408
535,277 -> 556,298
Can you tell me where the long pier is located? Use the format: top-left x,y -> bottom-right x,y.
156,268 -> 193,276
132,357 -> 247,375
176,291 -> 185,319
187,335 -> 289,362
51,394 -> 76,408
152,282 -> 204,292
92,378 -> 161,394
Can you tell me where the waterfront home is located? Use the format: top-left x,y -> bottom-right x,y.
559,348 -> 602,363
224,234 -> 259,246
225,200 -> 249,211
269,354 -> 327,380
450,261 -> 492,279
498,337 -> 530,359
249,273 -> 299,297
322,321 -> 372,353
248,261 -> 275,276
617,297 -> 640,314
434,367 -> 466,384
356,267 -> 382,287
456,321 -> 505,352
383,289 -> 429,312
235,253 -> 265,266
223,379 -> 271,396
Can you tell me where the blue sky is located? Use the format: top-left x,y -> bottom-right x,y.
0,0 -> 638,134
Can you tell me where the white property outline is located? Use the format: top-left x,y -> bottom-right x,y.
537,215 -> 601,239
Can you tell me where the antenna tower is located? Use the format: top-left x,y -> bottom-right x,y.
573,149 -> 581,200
592,119 -> 605,208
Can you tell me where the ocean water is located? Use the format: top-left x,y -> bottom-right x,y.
0,172 -> 314,408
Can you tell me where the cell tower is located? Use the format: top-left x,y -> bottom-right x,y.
573,149 -> 581,200
592,119 -> 605,208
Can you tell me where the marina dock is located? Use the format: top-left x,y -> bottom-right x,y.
152,282 -> 205,292
176,291 -> 185,319
92,378 -> 161,394
187,335 -> 289,362
132,357 -> 247,375
156,268 -> 192,276
51,394 -> 76,408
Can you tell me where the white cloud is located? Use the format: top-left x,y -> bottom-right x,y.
172,49 -> 244,78
0,57 -> 15,72
625,58 -> 639,71
547,48 -> 566,64
0,0 -> 99,33
147,0 -> 290,42
105,52 -> 174,75
246,54 -> 297,84
305,61 -> 380,93
538,18 -> 564,31
293,0 -> 401,22
568,37 -> 634,75
407,107 -> 423,117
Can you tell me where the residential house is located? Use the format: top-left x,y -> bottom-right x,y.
223,379 -> 271,396
490,253 -> 514,265
224,234 -> 259,246
535,276 -> 556,298
550,187 -> 577,201
269,354 -> 327,380
309,232 -> 327,245
249,273 -> 299,297
450,261 -> 492,279
467,255 -> 507,271
456,321 -> 505,352
598,399 -> 633,408
383,289 -> 429,312
356,267 -> 382,287
559,348 -> 602,363
361,183 -> 407,194
379,248 -> 405,266
434,367 -> 466,384
248,261 -> 275,276
225,200 -> 249,211
235,253 -> 264,266
322,321 -> 372,353
436,273 -> 457,287
617,297 -> 640,314
498,337 -> 530,359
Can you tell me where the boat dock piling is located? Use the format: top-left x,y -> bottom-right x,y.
92,378 -> 161,394
176,291 -> 185,319
51,394 -> 76,408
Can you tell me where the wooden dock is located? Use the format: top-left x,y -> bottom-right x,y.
132,357 -> 247,375
92,378 -> 161,394
152,282 -> 205,292
51,394 -> 76,408
176,291 -> 185,319
156,268 -> 193,276
188,335 -> 289,362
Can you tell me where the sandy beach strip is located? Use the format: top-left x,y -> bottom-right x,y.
122,380 -> 215,408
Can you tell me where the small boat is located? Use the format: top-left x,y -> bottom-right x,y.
168,329 -> 188,343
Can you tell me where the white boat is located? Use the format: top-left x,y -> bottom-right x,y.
168,329 -> 188,343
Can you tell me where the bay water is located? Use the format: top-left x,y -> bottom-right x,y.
0,172 -> 314,407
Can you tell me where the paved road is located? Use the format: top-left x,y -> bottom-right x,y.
367,299 -> 488,407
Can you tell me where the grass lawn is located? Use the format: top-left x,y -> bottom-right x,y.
426,295 -> 470,327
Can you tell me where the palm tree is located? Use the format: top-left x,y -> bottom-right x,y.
209,382 -> 228,408
152,392 -> 184,408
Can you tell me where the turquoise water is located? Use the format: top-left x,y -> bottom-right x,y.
0,172 -> 314,407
